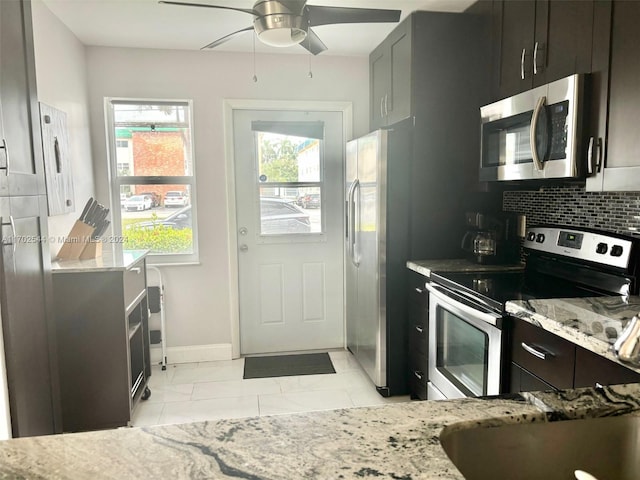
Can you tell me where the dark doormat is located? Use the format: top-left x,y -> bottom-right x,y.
243,352 -> 336,379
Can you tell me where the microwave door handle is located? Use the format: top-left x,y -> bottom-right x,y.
530,95 -> 546,171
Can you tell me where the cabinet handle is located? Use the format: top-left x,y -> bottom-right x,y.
415,325 -> 424,334
0,139 -> 9,175
384,94 -> 389,116
131,267 -> 142,274
414,287 -> 423,294
533,42 -> 545,75
521,342 -> 553,361
520,48 -> 527,80
380,97 -> 385,119
413,371 -> 424,380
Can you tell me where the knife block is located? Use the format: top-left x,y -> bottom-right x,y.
79,240 -> 102,260
56,220 -> 96,261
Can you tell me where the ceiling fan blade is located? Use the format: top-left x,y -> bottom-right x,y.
300,28 -> 327,55
200,26 -> 254,50
159,1 -> 257,16
306,6 -> 401,27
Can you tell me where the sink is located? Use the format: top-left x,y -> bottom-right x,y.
440,415 -> 640,480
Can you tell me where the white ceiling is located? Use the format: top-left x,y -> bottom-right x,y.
41,0 -> 476,56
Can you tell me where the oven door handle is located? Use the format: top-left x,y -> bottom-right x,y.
425,283 -> 502,327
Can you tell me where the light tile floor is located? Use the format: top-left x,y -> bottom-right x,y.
131,350 -> 411,427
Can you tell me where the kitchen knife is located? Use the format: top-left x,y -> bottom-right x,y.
93,219 -> 110,240
92,206 -> 109,228
84,200 -> 99,226
78,197 -> 94,223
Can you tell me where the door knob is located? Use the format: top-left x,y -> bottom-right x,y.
239,244 -> 248,252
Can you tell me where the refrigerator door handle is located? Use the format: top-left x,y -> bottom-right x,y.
349,179 -> 360,267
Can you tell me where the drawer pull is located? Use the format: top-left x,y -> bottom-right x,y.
131,267 -> 142,274
414,287 -> 423,294
415,325 -> 424,334
521,342 -> 553,361
413,371 -> 424,380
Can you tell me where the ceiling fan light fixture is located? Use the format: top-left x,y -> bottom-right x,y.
254,15 -> 307,48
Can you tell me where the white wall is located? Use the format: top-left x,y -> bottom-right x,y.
85,46 -> 369,353
31,0 -> 95,258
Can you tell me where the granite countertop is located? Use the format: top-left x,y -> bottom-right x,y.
52,249 -> 149,273
1,384 -> 639,479
406,258 -> 524,278
506,295 -> 640,375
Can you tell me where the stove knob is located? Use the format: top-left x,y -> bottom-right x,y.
536,233 -> 545,243
596,243 -> 608,255
611,245 -> 624,257
527,231 -> 536,241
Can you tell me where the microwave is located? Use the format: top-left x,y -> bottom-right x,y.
479,74 -> 587,182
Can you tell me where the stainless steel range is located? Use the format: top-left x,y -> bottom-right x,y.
426,225 -> 640,400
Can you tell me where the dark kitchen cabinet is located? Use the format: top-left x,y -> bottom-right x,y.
52,253 -> 151,432
407,270 -> 429,400
509,316 -> 640,393
369,18 -> 411,130
0,0 -> 61,438
574,346 -> 640,388
492,0 -> 594,100
509,315 -> 575,391
586,1 -> 640,192
0,0 -> 46,197
0,195 -> 61,437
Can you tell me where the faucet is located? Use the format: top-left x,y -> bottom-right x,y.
613,315 -> 640,366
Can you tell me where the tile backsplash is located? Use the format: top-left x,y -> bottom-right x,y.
503,185 -> 640,237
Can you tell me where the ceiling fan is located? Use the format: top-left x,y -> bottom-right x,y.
159,0 -> 401,55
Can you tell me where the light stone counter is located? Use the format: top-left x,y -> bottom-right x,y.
1,384 -> 640,479
506,295 -> 640,375
51,249 -> 149,273
406,259 -> 524,278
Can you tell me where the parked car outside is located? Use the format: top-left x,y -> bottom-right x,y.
139,192 -> 161,208
127,205 -> 192,230
261,198 -> 311,234
164,190 -> 189,207
124,194 -> 153,211
301,193 -> 320,209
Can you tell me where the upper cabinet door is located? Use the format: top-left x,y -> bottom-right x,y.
494,0 -> 535,99
533,0 -> 594,87
0,0 -> 45,197
493,0 -> 595,100
586,0 -> 640,192
369,16 -> 412,130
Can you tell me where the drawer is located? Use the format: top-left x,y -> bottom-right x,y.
123,261 -> 146,310
574,346 -> 640,388
409,368 -> 428,400
511,318 -> 575,390
409,322 -> 428,358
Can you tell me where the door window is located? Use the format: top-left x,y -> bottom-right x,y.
253,122 -> 324,236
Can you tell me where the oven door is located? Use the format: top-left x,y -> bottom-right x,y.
425,283 -> 503,400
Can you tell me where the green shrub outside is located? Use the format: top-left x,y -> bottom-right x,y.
124,225 -> 192,253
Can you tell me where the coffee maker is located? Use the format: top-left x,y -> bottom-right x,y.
461,211 -> 525,264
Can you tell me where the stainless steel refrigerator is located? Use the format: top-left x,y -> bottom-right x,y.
345,119 -> 414,397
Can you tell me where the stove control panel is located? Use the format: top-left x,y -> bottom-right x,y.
524,226 -> 633,269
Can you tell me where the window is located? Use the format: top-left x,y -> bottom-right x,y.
252,121 -> 324,236
106,99 -> 198,264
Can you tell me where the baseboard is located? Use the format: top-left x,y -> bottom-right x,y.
149,343 -> 232,365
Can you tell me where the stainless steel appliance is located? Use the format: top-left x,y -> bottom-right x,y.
480,74 -> 588,182
461,212 -> 524,264
426,225 -> 640,400
347,118 -> 459,397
